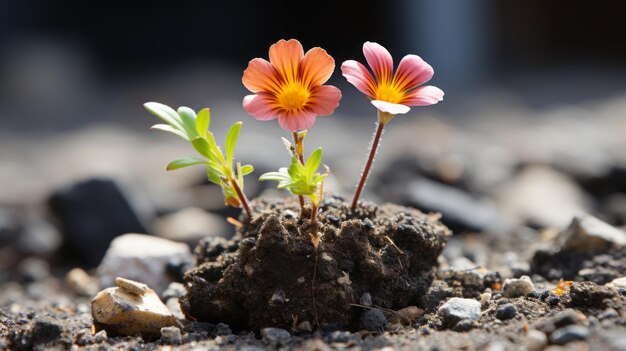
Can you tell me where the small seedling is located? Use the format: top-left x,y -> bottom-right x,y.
144,102 -> 253,218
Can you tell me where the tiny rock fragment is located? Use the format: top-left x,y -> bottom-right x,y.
438,297 -> 482,326
160,326 -> 182,344
91,277 -> 178,335
502,275 -> 536,298
606,276 -> 626,289
65,268 -> 99,296
388,306 -> 424,325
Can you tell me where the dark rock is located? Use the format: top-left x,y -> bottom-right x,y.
214,323 -> 232,336
48,177 -> 153,267
550,325 -> 589,345
261,327 -> 290,347
527,290 -> 542,299
495,303 -> 517,320
452,319 -> 474,332
360,309 -> 387,332
569,281 -> 616,308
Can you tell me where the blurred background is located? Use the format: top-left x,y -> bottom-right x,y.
1,0 -> 626,274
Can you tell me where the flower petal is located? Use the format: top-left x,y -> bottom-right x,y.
393,55 -> 434,92
401,86 -> 444,106
242,58 -> 282,94
299,47 -> 335,88
341,60 -> 376,98
278,110 -> 317,132
363,41 -> 393,85
269,39 -> 304,84
371,100 -> 410,115
243,94 -> 279,121
308,85 -> 342,115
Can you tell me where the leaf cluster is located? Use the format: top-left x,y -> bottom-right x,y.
144,102 -> 253,207
259,147 -> 328,206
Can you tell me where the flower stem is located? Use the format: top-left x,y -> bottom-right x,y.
229,177 -> 252,219
293,132 -> 306,210
351,116 -> 387,211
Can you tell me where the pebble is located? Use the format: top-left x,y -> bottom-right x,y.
526,329 -> 547,351
606,276 -> 626,289
91,277 -> 178,335
359,292 -> 372,306
65,268 -> 99,296
549,325 -> 589,345
154,207 -> 231,246
261,327 -> 291,347
452,319 -> 474,332
97,233 -> 192,294
438,297 -> 482,326
360,309 -> 387,331
534,309 -> 584,334
94,330 -> 107,343
160,326 -> 182,344
502,275 -> 536,298
495,303 -> 517,320
561,215 -> 626,252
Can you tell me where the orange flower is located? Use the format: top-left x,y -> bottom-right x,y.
242,39 -> 342,132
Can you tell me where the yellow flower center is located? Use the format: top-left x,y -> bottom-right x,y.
278,83 -> 310,111
375,83 -> 404,104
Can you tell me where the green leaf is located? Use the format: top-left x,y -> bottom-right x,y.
191,137 -> 212,159
177,106 -> 198,139
151,124 -> 189,141
207,166 -> 223,185
144,102 -> 185,132
305,148 -> 323,176
225,122 -> 242,166
195,108 -> 210,138
166,157 -> 207,170
240,164 -> 254,175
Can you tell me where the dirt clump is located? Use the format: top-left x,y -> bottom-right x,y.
180,195 -> 452,331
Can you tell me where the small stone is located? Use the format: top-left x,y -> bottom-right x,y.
549,325 -> 589,345
97,233 -> 192,294
91,277 -> 178,335
214,323 -> 232,336
282,210 -> 296,219
388,306 -> 424,325
438,297 -> 482,326
452,319 -> 474,332
569,281 -> 616,307
160,326 -> 182,344
526,329 -> 547,351
359,293 -> 372,306
65,268 -> 99,296
495,303 -> 517,320
607,276 -> 626,289
269,290 -> 288,305
75,330 -> 94,346
261,327 -> 290,347
360,309 -> 387,331
561,215 -> 626,252
502,275 -> 536,298
94,330 -> 107,343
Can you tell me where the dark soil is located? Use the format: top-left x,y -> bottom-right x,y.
180,195 -> 452,331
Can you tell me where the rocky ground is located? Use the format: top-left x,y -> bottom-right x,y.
2,97 -> 626,350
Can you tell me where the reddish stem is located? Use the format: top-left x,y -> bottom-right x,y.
351,121 -> 385,211
293,132 -> 306,209
230,177 -> 252,219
